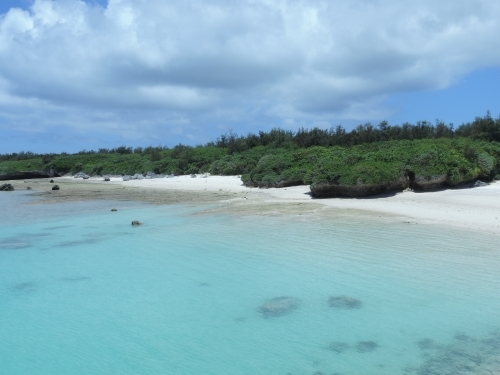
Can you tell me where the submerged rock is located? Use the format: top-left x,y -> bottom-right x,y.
0,183 -> 14,191
414,331 -> 500,375
27,187 -> 32,190
111,208 -> 117,212
131,220 -> 142,226
258,296 -> 301,317
52,185 -> 60,190
104,177 -> 110,182
50,179 -> 54,183
356,341 -> 379,353
329,341 -> 350,353
328,295 -> 362,309
417,338 -> 435,350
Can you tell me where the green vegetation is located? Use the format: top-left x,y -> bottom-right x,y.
1,112 -> 500,194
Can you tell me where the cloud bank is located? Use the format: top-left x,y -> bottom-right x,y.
1,0 -> 500,149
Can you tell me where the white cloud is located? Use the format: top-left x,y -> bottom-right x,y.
1,0 -> 500,146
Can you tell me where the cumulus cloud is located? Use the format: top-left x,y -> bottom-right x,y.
1,0 -> 500,147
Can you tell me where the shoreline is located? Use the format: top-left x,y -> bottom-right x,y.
5,175 -> 500,235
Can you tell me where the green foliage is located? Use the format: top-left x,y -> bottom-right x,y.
240,138 -> 500,187
1,112 -> 500,191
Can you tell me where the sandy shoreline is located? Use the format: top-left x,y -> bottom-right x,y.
6,175 -> 500,235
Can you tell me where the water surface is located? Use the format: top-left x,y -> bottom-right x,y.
1,191 -> 499,375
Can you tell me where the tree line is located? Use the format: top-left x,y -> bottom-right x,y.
1,112 -> 499,161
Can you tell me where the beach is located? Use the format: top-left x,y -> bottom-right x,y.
9,175 -> 500,235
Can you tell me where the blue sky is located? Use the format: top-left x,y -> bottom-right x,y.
0,0 -> 500,154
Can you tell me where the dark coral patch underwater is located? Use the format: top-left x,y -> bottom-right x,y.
328,295 -> 362,309
258,296 -> 301,317
407,331 -> 500,375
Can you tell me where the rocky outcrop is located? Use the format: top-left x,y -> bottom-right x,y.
311,170 -> 486,198
73,172 -> 90,179
310,178 -> 408,198
409,174 -> 447,190
0,170 -> 61,181
0,183 -> 14,191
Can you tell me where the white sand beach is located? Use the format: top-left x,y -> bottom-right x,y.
39,175 -> 500,235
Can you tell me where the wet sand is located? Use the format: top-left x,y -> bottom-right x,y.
7,175 -> 500,235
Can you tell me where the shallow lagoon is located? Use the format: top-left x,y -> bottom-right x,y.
1,192 -> 500,375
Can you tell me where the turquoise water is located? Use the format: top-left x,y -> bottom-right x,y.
1,192 -> 500,375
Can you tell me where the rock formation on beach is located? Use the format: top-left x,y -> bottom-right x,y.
258,296 -> 301,317
311,178 -> 408,198
328,295 -> 362,309
0,171 -> 61,181
73,172 -> 90,179
0,183 -> 14,191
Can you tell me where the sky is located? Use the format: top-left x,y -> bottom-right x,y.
0,0 -> 500,153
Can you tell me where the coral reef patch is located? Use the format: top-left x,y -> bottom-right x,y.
328,296 -> 362,309
258,296 -> 301,317
328,342 -> 350,353
407,331 -> 500,375
356,341 -> 379,353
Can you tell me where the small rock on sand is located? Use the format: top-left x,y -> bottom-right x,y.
131,220 -> 142,226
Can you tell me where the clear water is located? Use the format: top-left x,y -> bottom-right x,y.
1,191 -> 500,375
